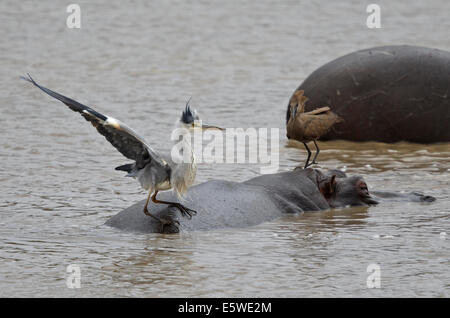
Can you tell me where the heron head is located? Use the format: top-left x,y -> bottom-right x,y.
180,98 -> 224,131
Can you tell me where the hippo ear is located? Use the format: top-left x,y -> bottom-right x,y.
319,174 -> 337,198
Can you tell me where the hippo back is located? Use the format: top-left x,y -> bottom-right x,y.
106,180 -> 285,233
105,169 -> 329,233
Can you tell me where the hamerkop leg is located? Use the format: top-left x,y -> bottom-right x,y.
302,142 -> 312,169
311,140 -> 320,165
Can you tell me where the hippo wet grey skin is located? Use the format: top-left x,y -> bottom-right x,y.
106,168 -> 435,234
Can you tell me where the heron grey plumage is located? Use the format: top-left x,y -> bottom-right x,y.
21,74 -> 223,229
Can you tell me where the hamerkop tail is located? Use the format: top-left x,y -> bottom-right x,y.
286,89 -> 342,169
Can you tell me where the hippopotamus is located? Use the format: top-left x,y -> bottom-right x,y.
105,168 -> 435,233
285,45 -> 450,143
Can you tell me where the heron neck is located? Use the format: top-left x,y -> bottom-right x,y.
184,138 -> 196,164
175,129 -> 196,165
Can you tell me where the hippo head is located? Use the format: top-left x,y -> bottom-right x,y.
317,173 -> 379,208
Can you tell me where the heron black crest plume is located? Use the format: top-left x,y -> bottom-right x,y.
181,97 -> 198,124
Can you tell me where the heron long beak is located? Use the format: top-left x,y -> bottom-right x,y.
200,123 -> 225,131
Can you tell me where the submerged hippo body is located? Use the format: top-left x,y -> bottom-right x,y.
286,45 -> 450,143
105,168 -> 434,234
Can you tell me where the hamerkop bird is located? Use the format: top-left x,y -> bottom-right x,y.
286,89 -> 342,169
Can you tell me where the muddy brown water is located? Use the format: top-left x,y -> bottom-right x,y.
0,0 -> 449,297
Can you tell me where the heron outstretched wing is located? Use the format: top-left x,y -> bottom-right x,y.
21,74 -> 167,168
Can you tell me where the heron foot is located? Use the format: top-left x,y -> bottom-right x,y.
169,203 -> 197,219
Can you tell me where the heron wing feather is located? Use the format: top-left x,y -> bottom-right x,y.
21,74 -> 167,168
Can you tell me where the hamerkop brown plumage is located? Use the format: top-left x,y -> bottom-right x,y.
286,89 -> 342,169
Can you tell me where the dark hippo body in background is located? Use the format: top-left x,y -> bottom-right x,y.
286,45 -> 450,143
106,168 -> 434,234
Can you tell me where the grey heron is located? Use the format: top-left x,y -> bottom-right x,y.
21,74 -> 223,229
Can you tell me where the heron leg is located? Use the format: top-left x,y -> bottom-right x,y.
303,142 -> 312,169
143,191 -> 180,231
152,191 -> 197,219
311,140 -> 320,165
